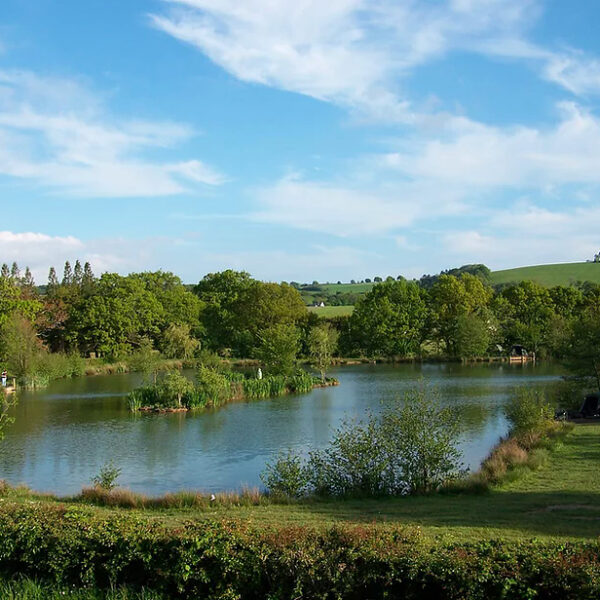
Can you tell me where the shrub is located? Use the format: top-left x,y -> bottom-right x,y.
194,366 -> 231,407
262,386 -> 463,498
261,450 -> 308,497
91,461 -> 122,491
505,389 -> 555,433
0,505 -> 600,599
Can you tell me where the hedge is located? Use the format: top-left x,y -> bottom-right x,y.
0,503 -> 599,599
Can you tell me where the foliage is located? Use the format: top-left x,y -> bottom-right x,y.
256,323 -> 300,376
261,449 -> 308,497
2,504 -> 600,599
350,280 -> 427,357
157,371 -> 195,408
126,338 -> 161,382
0,390 -> 18,442
263,386 -> 463,498
307,323 -> 339,381
455,313 -> 492,358
505,389 -> 555,433
194,366 -> 232,407
160,323 -> 199,360
91,461 -> 122,492
0,314 -> 45,380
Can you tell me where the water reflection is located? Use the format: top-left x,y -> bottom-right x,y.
0,363 -> 563,494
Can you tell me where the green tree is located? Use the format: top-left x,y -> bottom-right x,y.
0,314 -> 44,379
62,261 -> 73,286
127,337 -> 161,383
429,273 -> 492,356
455,314 -> 491,359
160,323 -> 200,359
73,260 -> 83,286
308,323 -> 339,381
350,280 -> 427,357
158,370 -> 194,408
47,267 -> 59,296
256,323 -> 300,376
565,308 -> 600,391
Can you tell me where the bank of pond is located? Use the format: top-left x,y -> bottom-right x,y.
127,367 -> 339,412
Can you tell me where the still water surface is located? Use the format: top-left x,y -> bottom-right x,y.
0,363 -> 563,495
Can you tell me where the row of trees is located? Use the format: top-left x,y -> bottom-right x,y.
1,262 -> 599,383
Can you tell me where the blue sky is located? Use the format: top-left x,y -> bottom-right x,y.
1,0 -> 600,283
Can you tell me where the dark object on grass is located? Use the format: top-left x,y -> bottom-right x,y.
580,393 -> 600,418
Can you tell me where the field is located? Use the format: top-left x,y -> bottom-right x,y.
490,262 -> 600,287
308,305 -> 354,317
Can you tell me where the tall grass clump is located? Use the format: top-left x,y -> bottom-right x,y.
505,388 -> 555,434
287,372 -> 315,394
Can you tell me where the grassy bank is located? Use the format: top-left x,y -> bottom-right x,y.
0,424 -> 598,598
0,423 -> 597,542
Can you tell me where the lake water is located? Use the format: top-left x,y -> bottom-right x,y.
0,363 -> 563,495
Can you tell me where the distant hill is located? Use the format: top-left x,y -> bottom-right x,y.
490,262 -> 600,287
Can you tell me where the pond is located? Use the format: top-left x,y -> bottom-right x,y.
0,362 -> 563,495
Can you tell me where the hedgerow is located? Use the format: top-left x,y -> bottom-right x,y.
0,503 -> 599,599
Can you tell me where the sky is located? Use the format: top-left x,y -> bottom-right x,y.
1,0 -> 600,283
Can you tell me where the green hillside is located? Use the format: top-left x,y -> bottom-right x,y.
307,305 -> 355,317
490,262 -> 600,287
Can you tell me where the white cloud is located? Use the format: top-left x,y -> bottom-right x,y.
384,102 -> 600,188
250,175 -> 466,236
150,0 -> 537,120
0,70 -> 224,197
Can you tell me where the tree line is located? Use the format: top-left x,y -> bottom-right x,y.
0,262 -> 599,384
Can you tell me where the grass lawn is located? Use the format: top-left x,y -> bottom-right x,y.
491,262 -> 600,287
307,305 -> 354,317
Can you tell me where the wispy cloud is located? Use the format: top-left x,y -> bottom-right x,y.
150,0 -> 539,120
0,70 -> 225,197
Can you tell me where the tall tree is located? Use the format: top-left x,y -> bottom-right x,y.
351,280 -> 427,357
73,260 -> 83,286
47,267 -> 59,295
82,262 -> 95,293
10,262 -> 20,281
0,264 -> 9,280
62,261 -> 73,286
308,323 -> 339,381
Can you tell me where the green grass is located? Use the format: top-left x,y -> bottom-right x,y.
307,305 -> 354,317
490,262 -> 600,287
316,282 -> 374,293
0,578 -> 164,599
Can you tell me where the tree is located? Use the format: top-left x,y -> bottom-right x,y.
308,323 -> 339,381
429,273 -> 492,356
10,262 -> 20,281
565,308 -> 600,391
0,313 -> 44,379
62,261 -> 73,286
47,267 -> 59,295
374,276 -> 382,283
0,264 -> 9,280
22,267 -> 35,292
158,370 -> 194,408
350,280 -> 427,357
82,262 -> 95,294
127,337 -> 161,383
256,323 -> 300,376
161,323 -> 200,359
455,314 -> 491,359
73,260 -> 83,286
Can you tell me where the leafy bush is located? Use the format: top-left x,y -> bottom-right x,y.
505,389 -> 555,433
263,387 -> 463,498
194,366 -> 231,407
91,461 -> 122,491
261,450 -> 308,497
0,504 -> 599,599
